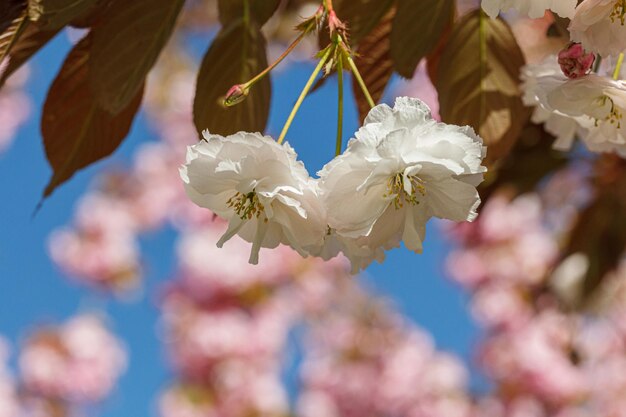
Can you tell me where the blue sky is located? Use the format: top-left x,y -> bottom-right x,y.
0,31 -> 480,416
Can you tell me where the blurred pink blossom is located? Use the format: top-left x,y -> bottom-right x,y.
19,315 -> 127,403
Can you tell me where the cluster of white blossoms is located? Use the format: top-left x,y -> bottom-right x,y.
181,98 -> 486,272
521,55 -> 626,156
481,0 -> 577,19
484,0 -> 626,58
498,0 -> 626,156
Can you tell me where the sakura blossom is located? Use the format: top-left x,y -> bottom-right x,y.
19,315 -> 127,403
569,0 -> 626,57
520,56 -> 584,151
180,131 -> 326,264
0,339 -> 20,417
319,97 -> 486,270
481,0 -> 577,19
0,68 -> 31,155
534,73 -> 626,155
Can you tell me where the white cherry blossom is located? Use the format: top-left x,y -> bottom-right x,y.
481,0 -> 577,19
180,131 -> 326,264
533,73 -> 626,155
318,97 -> 486,270
570,0 -> 626,58
521,56 -> 584,151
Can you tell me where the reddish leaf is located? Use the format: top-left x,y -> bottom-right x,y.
391,0 -> 455,78
436,10 -> 529,166
42,35 -> 143,198
0,23 -> 59,87
0,4 -> 28,65
194,19 -> 270,136
89,0 -> 184,113
217,0 -> 281,26
352,9 -> 394,122
28,0 -> 99,29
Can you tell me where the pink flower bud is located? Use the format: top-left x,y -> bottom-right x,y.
223,84 -> 248,107
558,43 -> 595,79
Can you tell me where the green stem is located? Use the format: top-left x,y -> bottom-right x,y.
335,56 -> 344,156
341,42 -> 375,109
243,32 -> 307,90
614,53 -> 624,80
593,55 -> 603,73
277,47 -> 333,145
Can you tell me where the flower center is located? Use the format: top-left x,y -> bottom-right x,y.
384,173 -> 426,209
611,0 -> 626,25
595,96 -> 623,128
226,191 -> 265,220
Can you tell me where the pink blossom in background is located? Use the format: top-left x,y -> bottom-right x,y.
298,289 -> 471,417
0,68 -> 31,155
48,193 -> 141,292
446,194 -> 558,290
0,338 -> 20,417
19,315 -> 127,404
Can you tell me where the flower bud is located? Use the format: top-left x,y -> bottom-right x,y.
223,84 -> 248,107
558,43 -> 595,79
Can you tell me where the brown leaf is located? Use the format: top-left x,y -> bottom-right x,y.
42,35 -> 143,198
0,6 -> 28,65
435,10 -> 529,166
562,157 -> 626,307
0,1 -> 25,33
478,122 -> 568,203
89,0 -> 184,113
391,0 -> 455,78
193,19 -> 270,136
28,0 -> 99,29
352,9 -> 394,123
217,0 -> 281,26
0,23 -> 59,87
332,0 -> 394,45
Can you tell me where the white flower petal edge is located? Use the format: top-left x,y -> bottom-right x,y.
481,0 -> 577,19
521,56 -> 585,151
569,0 -> 626,58
317,97 -> 487,272
180,131 -> 326,264
530,73 -> 626,156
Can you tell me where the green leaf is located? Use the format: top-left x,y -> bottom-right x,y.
217,0 -> 280,26
42,35 -> 143,198
435,10 -> 529,166
352,8 -> 394,122
391,0 -> 454,78
333,0 -> 394,44
89,0 -> 184,113
194,19 -> 270,136
0,23 -> 59,87
27,0 -> 99,29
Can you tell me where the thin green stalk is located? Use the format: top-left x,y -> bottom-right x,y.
277,47 -> 333,145
341,42 -> 375,109
335,57 -> 344,156
614,53 -> 624,80
244,32 -> 307,89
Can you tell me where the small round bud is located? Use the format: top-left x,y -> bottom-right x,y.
223,84 -> 249,107
558,43 -> 595,79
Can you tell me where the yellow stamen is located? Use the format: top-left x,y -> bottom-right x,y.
610,0 -> 626,25
226,191 -> 265,220
383,173 -> 427,210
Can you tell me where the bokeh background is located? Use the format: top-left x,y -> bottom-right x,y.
0,26 -> 479,416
